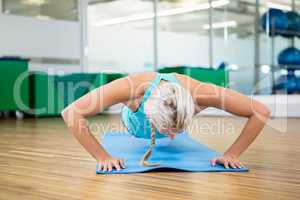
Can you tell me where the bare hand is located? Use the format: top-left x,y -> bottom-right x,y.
97,156 -> 126,172
210,155 -> 245,169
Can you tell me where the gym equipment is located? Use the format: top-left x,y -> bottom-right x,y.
274,70 -> 298,94
158,66 -> 229,87
158,66 -> 186,74
105,72 -> 127,83
0,58 -> 29,111
29,72 -> 66,116
261,8 -> 288,36
296,78 -> 300,92
278,47 -> 300,66
57,73 -> 98,108
286,11 -> 300,32
283,75 -> 297,94
29,72 -> 108,117
281,11 -> 300,37
96,132 -> 248,174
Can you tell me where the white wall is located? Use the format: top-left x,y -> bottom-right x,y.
0,15 -> 80,60
88,26 -> 153,73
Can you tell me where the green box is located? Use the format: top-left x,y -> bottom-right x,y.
58,73 -> 98,107
93,73 -> 108,88
0,59 -> 29,111
186,67 -> 229,87
29,72 -> 64,116
158,66 -> 187,74
159,66 -> 229,87
105,72 -> 128,83
29,72 -> 110,117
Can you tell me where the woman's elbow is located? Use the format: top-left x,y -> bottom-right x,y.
61,107 -> 70,120
261,106 -> 271,118
61,107 -> 81,130
252,101 -> 271,120
61,106 -> 75,123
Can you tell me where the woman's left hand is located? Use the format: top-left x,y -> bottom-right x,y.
210,155 -> 245,169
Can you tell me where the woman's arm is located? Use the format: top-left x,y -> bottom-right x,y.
61,74 -> 145,171
177,74 -> 271,168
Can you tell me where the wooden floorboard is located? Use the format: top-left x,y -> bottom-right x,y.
0,115 -> 299,200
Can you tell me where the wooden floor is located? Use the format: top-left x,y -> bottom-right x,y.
0,115 -> 299,200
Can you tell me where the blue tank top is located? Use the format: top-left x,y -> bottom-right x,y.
121,72 -> 181,139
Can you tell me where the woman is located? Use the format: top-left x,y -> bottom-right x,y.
62,72 -> 270,172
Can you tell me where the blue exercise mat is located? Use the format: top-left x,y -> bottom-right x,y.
96,132 -> 249,174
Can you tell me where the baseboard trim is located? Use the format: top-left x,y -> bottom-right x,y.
105,95 -> 300,118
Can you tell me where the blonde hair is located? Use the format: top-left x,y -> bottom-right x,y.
141,82 -> 195,166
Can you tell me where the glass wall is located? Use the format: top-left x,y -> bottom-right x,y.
259,0 -> 300,94
87,0 -> 300,95
88,0 -> 154,73
210,0 -> 256,94
0,0 -> 81,73
157,1 -> 209,68
2,0 -> 78,21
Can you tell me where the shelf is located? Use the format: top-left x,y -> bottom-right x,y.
271,64 -> 300,71
260,29 -> 300,38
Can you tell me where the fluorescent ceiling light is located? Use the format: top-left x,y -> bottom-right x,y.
95,13 -> 155,27
159,0 -> 230,17
21,0 -> 48,6
36,15 -> 51,20
203,20 -> 237,30
266,2 -> 292,11
211,0 -> 230,8
91,0 -> 230,27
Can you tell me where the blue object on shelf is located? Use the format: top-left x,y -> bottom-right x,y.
217,62 -> 227,70
278,47 -> 300,67
281,11 -> 300,38
274,70 -> 298,94
261,8 -> 288,36
296,78 -> 300,93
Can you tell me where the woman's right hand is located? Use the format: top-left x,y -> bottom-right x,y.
97,156 -> 126,172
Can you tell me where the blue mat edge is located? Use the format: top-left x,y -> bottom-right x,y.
96,131 -> 249,174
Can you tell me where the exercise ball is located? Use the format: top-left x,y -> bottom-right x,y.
278,47 -> 300,66
287,76 -> 298,94
261,8 -> 288,35
281,11 -> 300,37
274,73 -> 298,94
297,78 -> 300,92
